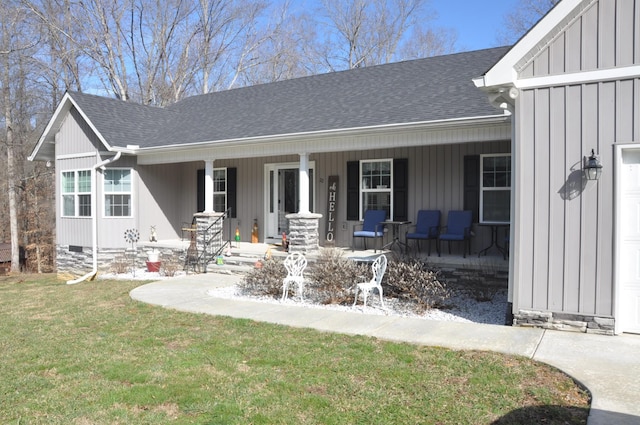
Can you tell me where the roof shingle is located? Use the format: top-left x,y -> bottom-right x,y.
68,46 -> 510,149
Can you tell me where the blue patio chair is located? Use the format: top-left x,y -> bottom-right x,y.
406,210 -> 441,256
352,210 -> 387,253
438,210 -> 473,258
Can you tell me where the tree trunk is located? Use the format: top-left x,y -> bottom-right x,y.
3,58 -> 20,272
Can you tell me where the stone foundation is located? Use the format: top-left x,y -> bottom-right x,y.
285,213 -> 322,253
513,309 -> 615,335
56,245 -> 188,278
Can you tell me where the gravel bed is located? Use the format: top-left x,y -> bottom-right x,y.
206,285 -> 508,325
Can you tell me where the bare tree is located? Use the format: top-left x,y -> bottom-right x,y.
192,0 -> 274,93
312,0 -> 452,71
239,11 -> 318,85
498,0 -> 559,44
128,0 -> 195,105
399,27 -> 458,59
24,0 -> 84,106
1,1 -> 40,272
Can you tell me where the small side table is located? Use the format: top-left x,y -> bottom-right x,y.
477,223 -> 509,259
382,221 -> 411,252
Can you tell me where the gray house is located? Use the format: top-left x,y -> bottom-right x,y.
30,0 -> 639,334
476,0 -> 640,335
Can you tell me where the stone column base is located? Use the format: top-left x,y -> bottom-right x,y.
285,213 -> 323,253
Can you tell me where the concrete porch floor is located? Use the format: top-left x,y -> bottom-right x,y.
139,239 -> 508,275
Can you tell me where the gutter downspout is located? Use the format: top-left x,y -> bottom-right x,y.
67,151 -> 122,284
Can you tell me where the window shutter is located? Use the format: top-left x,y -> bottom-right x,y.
197,169 -> 204,212
393,158 -> 408,221
197,168 -> 237,217
227,167 -> 237,218
346,161 -> 359,220
463,155 -> 480,223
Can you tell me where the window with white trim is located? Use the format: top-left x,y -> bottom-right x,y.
213,168 -> 227,212
61,170 -> 92,217
480,154 -> 511,223
104,168 -> 132,217
360,159 -> 392,220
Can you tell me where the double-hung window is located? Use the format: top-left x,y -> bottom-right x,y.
213,168 -> 227,212
61,170 -> 92,217
360,159 -> 392,220
480,154 -> 511,223
104,168 -> 132,217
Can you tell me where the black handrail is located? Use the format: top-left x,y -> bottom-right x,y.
184,209 -> 232,273
196,208 -> 232,272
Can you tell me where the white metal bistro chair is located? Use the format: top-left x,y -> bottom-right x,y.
281,252 -> 307,301
352,254 -> 387,308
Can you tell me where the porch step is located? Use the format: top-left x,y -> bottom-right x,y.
203,246 -> 288,275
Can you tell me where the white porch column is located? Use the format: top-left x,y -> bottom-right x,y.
204,159 -> 215,212
298,153 -> 310,214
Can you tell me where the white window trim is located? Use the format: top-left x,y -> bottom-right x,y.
360,158 -> 394,221
103,167 -> 133,218
480,153 -> 511,224
213,167 -> 227,213
61,169 -> 92,218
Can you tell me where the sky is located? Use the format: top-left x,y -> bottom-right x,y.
431,0 -> 522,51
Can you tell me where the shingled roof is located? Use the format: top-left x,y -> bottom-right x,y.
37,46 -> 510,155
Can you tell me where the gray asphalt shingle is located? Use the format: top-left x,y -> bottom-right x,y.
68,46 -> 510,149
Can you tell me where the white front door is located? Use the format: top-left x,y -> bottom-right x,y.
264,163 -> 314,242
619,148 -> 640,334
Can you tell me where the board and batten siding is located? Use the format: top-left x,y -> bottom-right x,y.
514,77 -> 640,317
56,107 -> 105,156
137,162 -> 186,242
319,141 -> 510,251
166,141 -> 510,251
55,107 -> 109,249
95,156 -> 138,249
518,0 -> 640,78
56,156 -> 97,248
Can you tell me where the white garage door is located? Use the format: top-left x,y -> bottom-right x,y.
619,148 -> 640,334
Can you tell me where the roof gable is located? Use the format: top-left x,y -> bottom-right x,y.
29,91 -> 172,161
477,0 -> 592,89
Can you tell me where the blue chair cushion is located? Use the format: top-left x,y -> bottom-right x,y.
439,233 -> 465,241
406,232 -> 430,240
354,231 -> 384,238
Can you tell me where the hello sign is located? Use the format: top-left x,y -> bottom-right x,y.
325,176 -> 338,243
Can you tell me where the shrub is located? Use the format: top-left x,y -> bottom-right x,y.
110,255 -> 129,274
307,248 -> 367,305
383,255 -> 450,312
238,258 -> 286,298
161,256 -> 181,277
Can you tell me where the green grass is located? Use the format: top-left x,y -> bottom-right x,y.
0,274 -> 589,424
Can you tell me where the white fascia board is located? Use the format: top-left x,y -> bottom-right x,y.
515,65 -> 640,89
136,114 -> 509,153
135,115 -> 511,165
478,0 -> 586,89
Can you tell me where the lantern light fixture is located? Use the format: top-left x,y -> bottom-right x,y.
584,149 -> 603,181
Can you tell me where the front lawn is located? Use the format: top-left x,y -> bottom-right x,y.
0,274 -> 589,424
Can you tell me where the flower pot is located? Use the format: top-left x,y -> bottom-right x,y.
146,261 -> 161,272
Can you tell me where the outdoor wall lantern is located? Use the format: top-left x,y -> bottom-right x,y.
583,149 -> 603,181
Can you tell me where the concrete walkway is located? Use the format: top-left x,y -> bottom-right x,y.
130,272 -> 640,425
